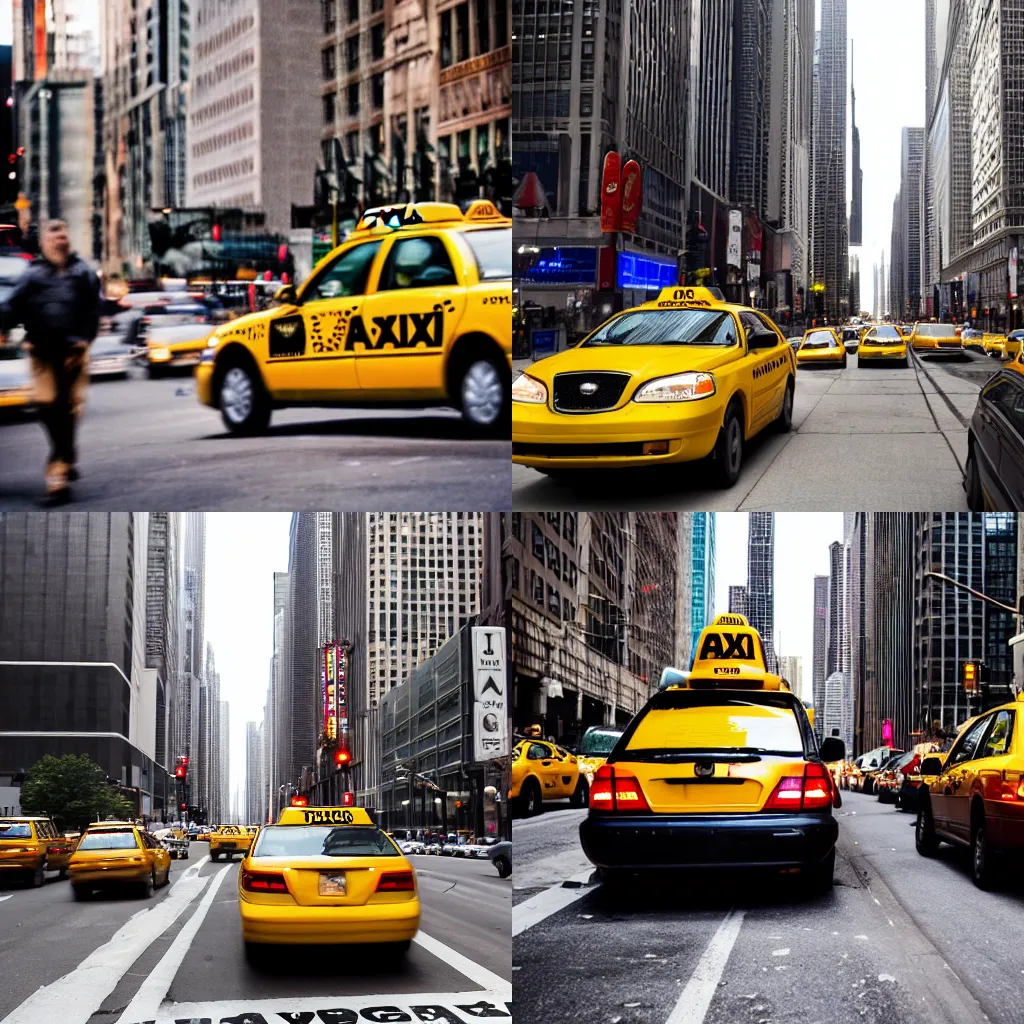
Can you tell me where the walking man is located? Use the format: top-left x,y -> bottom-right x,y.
1,220 -> 101,504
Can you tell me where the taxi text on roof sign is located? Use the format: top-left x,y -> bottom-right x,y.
276,806 -> 374,826
684,611 -> 789,691
653,286 -> 727,309
348,199 -> 507,238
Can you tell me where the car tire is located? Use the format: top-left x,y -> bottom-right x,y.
72,884 -> 90,901
711,399 -> 744,488
494,855 -> 512,879
140,870 -> 155,899
774,380 -> 795,433
965,447 -> 984,512
211,851 -> 221,862
29,863 -> 45,888
244,941 -> 270,968
862,777 -> 874,796
569,776 -> 589,808
454,351 -> 508,436
218,360 -> 271,435
841,355 -> 848,369
971,819 -> 998,891
147,364 -> 163,380
522,778 -> 542,817
915,801 -> 940,856
806,848 -> 835,897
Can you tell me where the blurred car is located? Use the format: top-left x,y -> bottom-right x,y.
89,335 -> 136,379
847,746 -> 900,794
960,328 -> 986,352
68,824 -> 171,899
145,322 -> 217,378
238,805 -> 420,963
1004,330 -> 1023,361
488,840 -> 511,878
858,325 -> 908,366
152,827 -> 190,859
875,750 -> 919,804
910,322 -> 961,353
209,824 -> 254,861
0,816 -> 77,886
797,327 -> 847,367
841,326 -> 862,350
575,726 -> 625,786
983,333 -> 1008,358
964,368 -> 1024,511
0,345 -> 33,417
511,737 -> 585,816
897,745 -> 948,813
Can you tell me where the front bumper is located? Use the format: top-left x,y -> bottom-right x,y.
579,812 -> 838,870
512,397 -> 724,469
796,350 -> 843,365
858,346 -> 906,360
239,897 -> 421,945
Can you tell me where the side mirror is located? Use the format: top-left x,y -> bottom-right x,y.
274,284 -> 298,305
819,737 -> 845,763
920,756 -> 943,776
747,329 -> 779,350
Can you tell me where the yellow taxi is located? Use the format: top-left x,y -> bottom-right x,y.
960,328 -> 986,353
910,321 -> 961,352
511,737 -> 586,816
67,823 -> 171,900
0,349 -> 32,413
796,327 -> 847,368
982,333 -> 1007,357
1003,330 -> 1023,360
579,613 -> 845,895
857,324 -> 908,366
146,323 -> 217,378
195,200 -> 511,435
0,816 -> 77,886
238,805 -> 420,963
197,829 -> 212,842
914,698 -> 1024,888
512,286 -> 796,486
209,824 -> 254,862
575,726 -> 625,787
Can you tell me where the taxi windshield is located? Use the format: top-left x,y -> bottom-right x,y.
579,729 -> 622,755
463,227 -> 512,280
77,832 -> 139,851
618,690 -> 806,762
0,823 -> 32,839
802,331 -> 837,349
582,309 -> 736,348
914,323 -> 956,337
865,326 -> 902,342
254,825 -> 400,858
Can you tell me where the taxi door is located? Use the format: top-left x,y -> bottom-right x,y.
262,240 -> 383,399
354,234 -> 467,396
525,742 -> 564,797
741,311 -> 790,433
551,745 -> 578,798
931,714 -> 992,841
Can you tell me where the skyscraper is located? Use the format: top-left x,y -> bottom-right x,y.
145,513 -> 180,777
731,0 -> 771,216
691,513 -> 717,652
778,655 -> 804,700
901,127 -> 925,319
217,700 -> 230,824
178,514 -> 206,774
984,514 -> 1018,701
812,574 -> 829,735
849,42 -> 862,246
746,513 -> 776,672
245,720 -> 261,825
827,541 -> 843,677
810,0 -> 848,320
729,585 -> 748,617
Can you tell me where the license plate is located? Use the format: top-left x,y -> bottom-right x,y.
318,872 -> 347,895
221,843 -> 236,850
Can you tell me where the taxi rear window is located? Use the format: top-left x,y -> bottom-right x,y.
579,729 -> 623,755
866,326 -> 901,342
0,823 -> 32,839
254,825 -> 400,858
802,331 -> 837,348
617,691 -> 806,762
77,832 -> 140,851
582,309 -> 736,348
914,323 -> 956,337
463,227 -> 512,280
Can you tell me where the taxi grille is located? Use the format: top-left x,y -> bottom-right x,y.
514,441 -> 651,459
552,371 -> 631,412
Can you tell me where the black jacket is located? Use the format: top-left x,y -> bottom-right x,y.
1,252 -> 101,357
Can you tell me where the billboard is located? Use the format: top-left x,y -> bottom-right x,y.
599,151 -> 621,233
727,209 -> 742,269
323,643 -> 349,740
1010,247 -> 1018,300
471,626 -> 508,761
619,160 -> 643,234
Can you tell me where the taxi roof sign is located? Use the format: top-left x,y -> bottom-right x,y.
653,286 -> 727,309
349,202 -> 465,237
711,613 -> 749,627
277,806 -> 374,826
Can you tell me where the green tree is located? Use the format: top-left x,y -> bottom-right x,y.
19,754 -> 135,832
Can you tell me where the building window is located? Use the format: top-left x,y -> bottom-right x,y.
345,129 -> 359,162
322,46 -> 336,79
440,9 -> 452,68
322,92 -> 336,125
531,521 -> 544,560
477,0 -> 490,54
371,22 -> 385,61
495,0 -> 508,47
580,92 -> 593,117
347,33 -> 360,71
532,573 -> 544,606
372,72 -> 384,109
323,0 -> 337,33
456,2 -> 470,63
347,0 -> 359,22
347,82 -> 359,116
548,585 -> 561,615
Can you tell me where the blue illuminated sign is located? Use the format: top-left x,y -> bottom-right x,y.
617,252 -> 678,291
520,247 -> 597,286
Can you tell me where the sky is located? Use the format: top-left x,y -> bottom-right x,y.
844,0 -> 927,316
203,514 -> 292,812
713,513 -> 844,704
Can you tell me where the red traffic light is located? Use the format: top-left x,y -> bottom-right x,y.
290,795 -> 308,807
334,748 -> 352,767
181,756 -> 189,767
341,791 -> 355,806
180,803 -> 186,811
175,766 -> 185,778
212,224 -> 221,242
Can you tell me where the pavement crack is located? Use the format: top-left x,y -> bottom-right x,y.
442,881 -> 457,893
908,349 -> 972,477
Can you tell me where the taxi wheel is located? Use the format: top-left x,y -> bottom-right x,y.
58,867 -> 67,879
211,851 -> 221,862
965,448 -> 984,512
29,864 -> 44,888
454,353 -> 508,435
711,401 -> 744,487
147,364 -> 164,380
971,818 -> 999,890
774,381 -> 794,433
140,871 -> 155,898
72,884 -> 90,901
494,855 -> 512,879
218,361 -> 271,435
384,940 -> 411,961
806,849 -> 835,897
522,779 -> 542,817
244,941 -> 271,968
840,355 -> 848,369
569,776 -> 589,808
915,801 -> 940,856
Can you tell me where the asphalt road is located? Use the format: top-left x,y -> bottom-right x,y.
0,367 -> 510,510
0,844 -> 511,1024
512,790 -> 1024,1024
512,347 -> 1006,510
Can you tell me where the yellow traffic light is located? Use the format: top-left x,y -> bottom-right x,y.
963,662 -> 978,692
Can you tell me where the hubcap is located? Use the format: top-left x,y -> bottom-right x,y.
461,360 -> 503,425
221,367 -> 254,424
727,417 -> 742,470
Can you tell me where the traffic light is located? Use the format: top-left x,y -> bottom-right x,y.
963,661 -> 979,692
334,747 -> 352,768
175,764 -> 186,779
341,791 -> 355,807
180,803 -> 186,811
211,223 -> 221,242
291,795 -> 308,807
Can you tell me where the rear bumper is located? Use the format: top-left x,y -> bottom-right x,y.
0,854 -> 43,872
579,812 -> 838,870
239,898 -> 420,945
68,865 -> 151,885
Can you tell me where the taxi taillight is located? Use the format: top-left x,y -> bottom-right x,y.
589,765 -> 651,812
240,868 -> 287,893
762,763 -> 833,811
376,870 -> 415,892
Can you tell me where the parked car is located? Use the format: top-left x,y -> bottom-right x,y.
848,746 -> 902,795
876,750 -> 920,804
89,334 -> 137,379
487,840 -> 511,879
965,368 -> 1024,511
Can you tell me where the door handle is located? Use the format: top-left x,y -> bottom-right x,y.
541,760 -> 552,766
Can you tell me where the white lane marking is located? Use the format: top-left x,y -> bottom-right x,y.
663,909 -> 746,1024
513,869 -> 595,937
1,871 -> 210,1024
115,864 -> 232,1024
413,929 -> 510,990
0,894 -> 13,903
123,990 -> 512,1024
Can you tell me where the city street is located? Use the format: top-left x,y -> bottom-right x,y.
0,844 -> 511,1024
0,369 -> 511,511
512,792 -> 1024,1024
511,349 -> 1006,510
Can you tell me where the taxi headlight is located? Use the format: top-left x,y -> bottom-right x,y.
634,372 -> 716,403
512,373 -> 547,404
150,347 -> 171,361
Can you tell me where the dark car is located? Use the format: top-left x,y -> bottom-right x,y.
964,368 -> 1024,511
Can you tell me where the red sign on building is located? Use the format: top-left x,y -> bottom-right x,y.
600,151 -> 621,233
619,160 -> 643,234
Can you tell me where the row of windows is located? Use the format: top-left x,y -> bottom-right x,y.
194,14 -> 255,61
323,0 -> 385,33
191,119 -> 254,159
323,74 -> 385,122
192,155 -> 255,190
189,84 -> 255,127
193,46 -> 255,97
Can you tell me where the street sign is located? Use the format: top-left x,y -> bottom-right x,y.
471,626 -> 507,761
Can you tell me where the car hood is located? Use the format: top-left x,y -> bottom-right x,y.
523,344 -> 743,384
